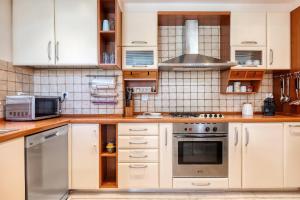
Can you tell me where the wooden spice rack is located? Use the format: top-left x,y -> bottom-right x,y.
99,124 -> 118,188
98,0 -> 122,69
220,69 -> 265,94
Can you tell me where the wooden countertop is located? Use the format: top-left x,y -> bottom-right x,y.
1,114 -> 300,143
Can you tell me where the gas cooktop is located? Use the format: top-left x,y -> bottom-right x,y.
169,113 -> 224,119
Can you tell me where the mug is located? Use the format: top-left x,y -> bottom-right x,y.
102,19 -> 110,31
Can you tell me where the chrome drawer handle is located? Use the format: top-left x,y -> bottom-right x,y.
129,128 -> 148,132
192,182 -> 211,187
129,164 -> 148,169
129,141 -> 148,145
165,128 -> 168,146
131,41 -> 148,44
131,65 -> 148,68
241,41 -> 258,45
47,41 -> 52,60
129,155 -> 148,158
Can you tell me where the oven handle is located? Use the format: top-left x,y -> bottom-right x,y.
174,135 -> 227,139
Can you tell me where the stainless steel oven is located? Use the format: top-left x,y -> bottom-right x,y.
173,123 -> 228,178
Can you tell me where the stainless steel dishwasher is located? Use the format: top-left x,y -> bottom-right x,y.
25,125 -> 68,200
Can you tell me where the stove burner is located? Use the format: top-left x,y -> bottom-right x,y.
170,113 -> 224,119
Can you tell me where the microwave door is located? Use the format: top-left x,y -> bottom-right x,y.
34,98 -> 59,119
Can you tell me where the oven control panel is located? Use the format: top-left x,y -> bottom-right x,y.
173,123 -> 228,134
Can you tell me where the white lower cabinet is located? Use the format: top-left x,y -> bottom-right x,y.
159,123 -> 173,189
284,123 -> 300,188
229,123 -> 284,189
242,123 -> 283,189
173,178 -> 228,189
118,163 -> 159,188
228,123 -> 242,189
0,138 -> 25,200
70,124 -> 99,189
118,123 -> 159,189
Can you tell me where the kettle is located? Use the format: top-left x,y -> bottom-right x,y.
242,103 -> 253,117
263,96 -> 276,116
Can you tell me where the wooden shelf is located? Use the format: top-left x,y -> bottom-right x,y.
101,181 -> 117,188
101,152 -> 116,157
100,31 -> 115,41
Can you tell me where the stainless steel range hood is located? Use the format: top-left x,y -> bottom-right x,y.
158,20 -> 236,71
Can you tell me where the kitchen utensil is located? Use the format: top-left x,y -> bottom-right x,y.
242,103 -> 253,117
290,75 -> 300,105
285,76 -> 291,103
102,19 -> 110,31
280,77 -> 286,103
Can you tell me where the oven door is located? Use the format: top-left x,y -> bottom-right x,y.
173,134 -> 228,178
34,97 -> 61,120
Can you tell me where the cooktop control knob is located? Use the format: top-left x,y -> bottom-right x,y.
205,127 -> 210,132
213,127 -> 218,132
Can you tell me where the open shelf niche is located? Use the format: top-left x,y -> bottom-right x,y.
220,69 -> 265,94
99,124 -> 118,188
98,0 -> 121,69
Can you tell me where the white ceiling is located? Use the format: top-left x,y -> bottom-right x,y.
122,0 -> 294,4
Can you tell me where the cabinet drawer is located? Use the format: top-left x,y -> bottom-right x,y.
118,123 -> 158,136
119,149 -> 158,163
118,163 -> 159,188
118,136 -> 158,149
173,178 -> 229,189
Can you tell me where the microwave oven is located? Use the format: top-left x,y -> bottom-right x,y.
5,95 -> 62,121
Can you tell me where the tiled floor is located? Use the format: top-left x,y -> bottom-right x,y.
70,192 -> 300,200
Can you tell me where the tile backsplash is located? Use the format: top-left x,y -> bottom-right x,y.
134,71 -> 273,113
0,60 -> 34,118
33,68 -> 123,115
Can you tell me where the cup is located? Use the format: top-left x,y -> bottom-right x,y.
234,82 -> 241,92
241,85 -> 247,93
102,19 -> 110,31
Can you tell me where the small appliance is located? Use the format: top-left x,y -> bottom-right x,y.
242,103 -> 253,117
5,95 -> 62,121
170,112 -> 224,119
263,96 -> 276,116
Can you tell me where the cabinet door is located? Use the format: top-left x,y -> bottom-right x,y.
71,124 -> 99,189
159,123 -> 173,188
118,163 -> 159,188
55,0 -> 98,65
284,123 -> 300,188
267,12 -> 290,70
231,12 -> 266,46
13,0 -> 55,65
122,12 -> 157,47
228,123 -> 242,189
242,123 -> 283,188
0,138 -> 25,200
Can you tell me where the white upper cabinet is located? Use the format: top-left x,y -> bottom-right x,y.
13,0 -> 97,66
122,12 -> 158,47
231,12 -> 267,47
284,123 -> 300,188
55,0 -> 97,65
267,12 -> 290,70
13,0 -> 55,65
242,123 -> 283,189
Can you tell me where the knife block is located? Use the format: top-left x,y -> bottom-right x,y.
125,100 -> 134,117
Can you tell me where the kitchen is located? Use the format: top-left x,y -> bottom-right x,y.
1,0 -> 300,200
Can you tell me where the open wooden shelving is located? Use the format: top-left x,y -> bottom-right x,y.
220,69 -> 265,94
98,0 -> 122,69
99,124 -> 118,188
